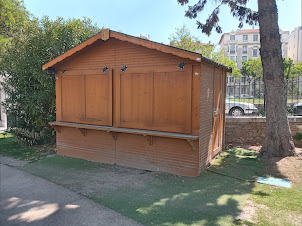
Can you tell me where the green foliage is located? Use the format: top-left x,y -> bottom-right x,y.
169,24 -> 214,54
0,16 -> 100,145
169,24 -> 240,78
241,58 -> 263,80
242,58 -> 302,81
293,133 -> 302,141
0,0 -> 30,57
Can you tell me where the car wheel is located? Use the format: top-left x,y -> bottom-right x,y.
229,107 -> 244,116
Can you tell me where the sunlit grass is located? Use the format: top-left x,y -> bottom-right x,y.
0,132 -> 54,160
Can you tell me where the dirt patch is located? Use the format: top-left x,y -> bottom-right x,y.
79,166 -> 160,197
23,158 -> 161,198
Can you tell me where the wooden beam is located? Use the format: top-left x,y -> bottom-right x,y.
49,121 -> 199,140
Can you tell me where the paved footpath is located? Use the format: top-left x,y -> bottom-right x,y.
0,163 -> 141,226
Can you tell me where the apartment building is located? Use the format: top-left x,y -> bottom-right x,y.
288,26 -> 302,64
0,76 -> 7,129
219,29 -> 289,97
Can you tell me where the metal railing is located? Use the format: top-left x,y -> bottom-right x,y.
226,76 -> 302,117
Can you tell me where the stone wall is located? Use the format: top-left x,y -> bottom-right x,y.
225,116 -> 302,145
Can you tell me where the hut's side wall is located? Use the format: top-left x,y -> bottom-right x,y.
199,65 -> 227,171
199,63 -> 215,170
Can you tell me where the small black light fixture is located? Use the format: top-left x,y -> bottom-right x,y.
61,69 -> 67,74
102,66 -> 108,73
47,67 -> 56,77
178,62 -> 186,69
121,65 -> 127,72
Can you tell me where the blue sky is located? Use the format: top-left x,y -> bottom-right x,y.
23,0 -> 300,45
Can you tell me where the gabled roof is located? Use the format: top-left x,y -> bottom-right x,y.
42,29 -> 231,71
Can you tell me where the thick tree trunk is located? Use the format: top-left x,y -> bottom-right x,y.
258,0 -> 296,158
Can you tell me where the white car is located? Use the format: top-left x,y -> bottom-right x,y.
225,98 -> 258,116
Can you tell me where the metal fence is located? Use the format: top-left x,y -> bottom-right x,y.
226,76 -> 302,117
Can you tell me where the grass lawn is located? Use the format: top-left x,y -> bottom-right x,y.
0,132 -> 55,161
2,134 -> 301,225
23,148 -> 263,226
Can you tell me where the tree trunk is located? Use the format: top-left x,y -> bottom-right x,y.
258,0 -> 296,158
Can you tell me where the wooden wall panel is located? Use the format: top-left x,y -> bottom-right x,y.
115,66 -> 192,134
59,70 -> 112,126
191,65 -> 201,135
61,75 -> 85,123
115,133 -> 199,176
199,63 -> 215,170
152,70 -> 192,133
118,72 -> 153,129
56,127 -> 199,176
212,68 -> 223,157
56,38 -> 199,72
85,73 -> 112,126
56,127 -> 115,164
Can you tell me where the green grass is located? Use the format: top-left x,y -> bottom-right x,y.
0,132 -> 54,160
250,160 -> 302,226
23,148 -> 263,226
4,132 -> 300,225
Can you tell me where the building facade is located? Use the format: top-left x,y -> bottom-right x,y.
288,26 -> 302,64
219,29 -> 289,97
0,76 -> 7,129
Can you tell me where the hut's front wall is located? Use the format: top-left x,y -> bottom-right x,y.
52,38 -> 225,176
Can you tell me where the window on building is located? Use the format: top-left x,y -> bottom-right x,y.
243,35 -> 248,41
242,46 -> 247,54
230,45 -> 236,54
230,56 -> 236,62
230,35 -> 235,40
230,77 -> 234,83
242,56 -> 247,62
241,77 -> 246,83
253,49 -> 258,57
253,34 -> 258,41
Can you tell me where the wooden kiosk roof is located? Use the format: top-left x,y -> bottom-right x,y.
42,28 -> 232,72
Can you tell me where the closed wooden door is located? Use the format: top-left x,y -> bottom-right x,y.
212,71 -> 224,156
61,69 -> 112,126
114,65 -> 192,133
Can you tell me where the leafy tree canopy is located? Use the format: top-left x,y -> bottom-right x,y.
0,15 -> 100,145
0,0 -> 30,56
169,24 -> 240,77
241,58 -> 302,80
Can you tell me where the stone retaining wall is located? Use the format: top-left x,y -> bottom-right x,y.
225,116 -> 302,145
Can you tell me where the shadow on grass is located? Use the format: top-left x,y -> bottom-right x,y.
22,148 -> 264,226
90,148 -> 264,226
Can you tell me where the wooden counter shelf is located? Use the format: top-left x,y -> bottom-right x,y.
49,121 -> 199,140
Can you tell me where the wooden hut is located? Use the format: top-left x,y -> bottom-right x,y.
43,29 -> 230,176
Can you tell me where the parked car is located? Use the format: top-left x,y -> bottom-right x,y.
226,94 -> 235,99
240,94 -> 253,98
293,102 -> 302,116
226,98 -> 258,116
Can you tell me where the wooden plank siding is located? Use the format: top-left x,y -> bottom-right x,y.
56,127 -> 199,176
55,38 -> 200,134
47,34 -> 228,176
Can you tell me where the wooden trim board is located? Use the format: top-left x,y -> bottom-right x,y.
50,121 -> 199,140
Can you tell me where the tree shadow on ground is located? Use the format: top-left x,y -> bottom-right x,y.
93,148 -> 263,226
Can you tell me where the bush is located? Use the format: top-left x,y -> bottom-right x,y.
0,16 -> 100,146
